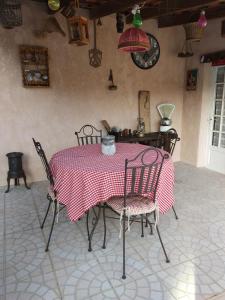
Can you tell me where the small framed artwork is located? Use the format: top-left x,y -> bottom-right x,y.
186,69 -> 198,91
19,45 -> 49,87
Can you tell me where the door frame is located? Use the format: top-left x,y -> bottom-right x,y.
207,66 -> 225,172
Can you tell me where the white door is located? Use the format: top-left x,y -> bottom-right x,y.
208,66 -> 225,174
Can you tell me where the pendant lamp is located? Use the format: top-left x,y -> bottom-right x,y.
118,5 -> 150,52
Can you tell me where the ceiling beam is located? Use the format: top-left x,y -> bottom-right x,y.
158,6 -> 225,27
89,0 -> 153,20
126,0 -> 221,23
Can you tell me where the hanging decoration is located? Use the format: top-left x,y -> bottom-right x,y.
48,0 -> 60,11
118,5 -> 150,53
67,0 -> 89,45
108,69 -> 117,90
61,2 -> 75,18
184,23 -> 204,42
89,19 -> 102,68
0,0 -> 22,28
97,18 -> 102,26
178,40 -> 193,57
198,10 -> 207,28
178,22 -> 205,58
116,13 -> 125,33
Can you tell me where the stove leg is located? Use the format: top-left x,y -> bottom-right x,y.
23,175 -> 30,190
5,177 -> 10,193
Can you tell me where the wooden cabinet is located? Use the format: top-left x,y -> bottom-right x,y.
112,131 -> 178,154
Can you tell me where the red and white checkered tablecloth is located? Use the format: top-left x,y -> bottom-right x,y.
50,143 -> 175,222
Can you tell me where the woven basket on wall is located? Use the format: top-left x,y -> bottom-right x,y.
183,23 -> 204,42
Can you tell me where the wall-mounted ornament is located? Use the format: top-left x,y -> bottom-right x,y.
89,19 -> 102,68
222,20 -> 225,38
19,45 -> 49,87
138,91 -> 151,133
0,0 -> 22,28
33,17 -> 65,38
131,33 -> 160,69
108,69 -> 117,90
186,69 -> 198,91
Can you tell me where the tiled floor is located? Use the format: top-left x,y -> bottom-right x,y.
1,162 -> 225,300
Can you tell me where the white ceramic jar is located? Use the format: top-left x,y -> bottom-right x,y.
101,135 -> 116,155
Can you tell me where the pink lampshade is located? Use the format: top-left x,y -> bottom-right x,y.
118,27 -> 150,52
198,10 -> 207,28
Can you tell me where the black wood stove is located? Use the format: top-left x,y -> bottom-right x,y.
5,152 -> 30,193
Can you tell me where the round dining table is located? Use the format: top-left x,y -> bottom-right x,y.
50,143 -> 175,222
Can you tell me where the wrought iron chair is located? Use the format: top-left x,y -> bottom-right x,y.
75,124 -> 102,145
155,129 -> 180,220
165,128 -> 180,156
32,138 -> 65,252
102,147 -> 170,279
165,128 -> 180,220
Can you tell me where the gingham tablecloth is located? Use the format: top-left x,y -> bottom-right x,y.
50,143 -> 175,222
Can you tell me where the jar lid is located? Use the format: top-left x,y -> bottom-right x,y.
102,135 -> 115,141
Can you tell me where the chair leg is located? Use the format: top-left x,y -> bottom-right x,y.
145,214 -> 148,227
87,206 -> 101,252
102,205 -> 106,249
122,210 -> 126,280
141,214 -> 144,237
172,205 -> 178,220
155,225 -> 170,263
146,215 -> 153,235
45,201 -> 57,252
86,210 -> 90,242
41,196 -> 52,229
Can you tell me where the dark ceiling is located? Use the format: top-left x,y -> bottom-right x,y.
37,0 -> 225,27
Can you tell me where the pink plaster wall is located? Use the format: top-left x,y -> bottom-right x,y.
181,18 -> 225,166
0,1 -> 185,186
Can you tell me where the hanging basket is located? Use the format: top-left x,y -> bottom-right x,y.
183,23 -> 204,42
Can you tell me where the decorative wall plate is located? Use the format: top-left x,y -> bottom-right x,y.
131,33 -> 160,70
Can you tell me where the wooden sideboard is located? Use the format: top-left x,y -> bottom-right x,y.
111,131 -> 179,153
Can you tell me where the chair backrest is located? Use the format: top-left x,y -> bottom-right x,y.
75,124 -> 102,145
32,138 -> 54,186
123,147 -> 168,206
165,128 -> 180,156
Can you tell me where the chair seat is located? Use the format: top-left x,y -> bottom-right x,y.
107,195 -> 156,216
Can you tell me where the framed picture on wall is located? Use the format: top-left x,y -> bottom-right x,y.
186,69 -> 198,91
19,45 -> 49,87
